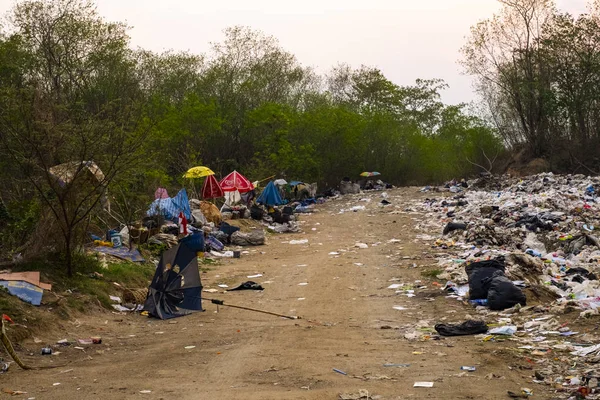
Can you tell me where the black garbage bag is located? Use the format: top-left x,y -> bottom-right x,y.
228,281 -> 264,291
250,205 -> 264,220
486,271 -> 527,310
443,222 -> 467,235
435,320 -> 488,336
465,259 -> 506,300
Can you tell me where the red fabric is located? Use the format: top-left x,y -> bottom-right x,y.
178,212 -> 188,235
2,314 -> 14,324
219,170 -> 254,193
202,174 -> 224,199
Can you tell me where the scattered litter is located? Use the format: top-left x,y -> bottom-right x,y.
435,320 -> 488,336
229,281 -> 264,291
184,346 -> 196,350
289,239 -> 308,245
413,382 -> 434,388
488,326 -> 517,336
333,368 -> 348,375
339,389 -> 371,400
2,389 -> 27,395
247,274 -> 263,279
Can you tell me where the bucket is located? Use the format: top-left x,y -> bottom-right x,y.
110,233 -> 122,248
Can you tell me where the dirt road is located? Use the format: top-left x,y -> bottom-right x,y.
2,189 -> 551,399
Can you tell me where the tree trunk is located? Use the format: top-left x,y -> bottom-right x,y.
65,231 -> 73,277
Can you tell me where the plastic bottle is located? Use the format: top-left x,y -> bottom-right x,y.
469,299 -> 488,306
526,249 -> 542,257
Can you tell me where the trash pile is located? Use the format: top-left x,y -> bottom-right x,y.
410,173 -> 600,398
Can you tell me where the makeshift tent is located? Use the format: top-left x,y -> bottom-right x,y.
143,243 -> 203,320
257,181 -> 283,206
202,174 -> 224,199
183,166 -> 214,179
147,189 -> 192,222
49,161 -> 105,188
220,171 -> 254,193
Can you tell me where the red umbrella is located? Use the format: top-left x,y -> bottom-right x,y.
219,170 -> 254,193
202,174 -> 224,199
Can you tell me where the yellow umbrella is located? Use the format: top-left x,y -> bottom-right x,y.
183,166 -> 215,179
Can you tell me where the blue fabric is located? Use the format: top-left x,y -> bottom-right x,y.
94,246 -> 145,262
178,232 -> 205,252
289,181 -> 303,187
146,189 -> 192,222
257,181 -> 284,206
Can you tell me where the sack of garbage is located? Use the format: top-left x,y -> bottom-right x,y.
191,209 -> 207,228
486,270 -> 527,310
465,259 -> 506,300
340,181 -> 360,195
435,320 -> 488,336
231,229 -> 265,246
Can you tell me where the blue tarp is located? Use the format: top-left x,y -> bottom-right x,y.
0,281 -> 44,306
289,181 -> 304,187
94,246 -> 145,262
257,181 -> 284,206
147,189 -> 191,222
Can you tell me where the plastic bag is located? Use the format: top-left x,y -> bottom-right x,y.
465,259 -> 506,300
486,271 -> 527,310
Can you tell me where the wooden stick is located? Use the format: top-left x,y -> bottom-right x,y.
205,298 -> 300,320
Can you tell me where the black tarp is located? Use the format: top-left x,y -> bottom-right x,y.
143,243 -> 203,319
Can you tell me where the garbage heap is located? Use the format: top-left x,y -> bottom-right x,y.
411,173 -> 600,397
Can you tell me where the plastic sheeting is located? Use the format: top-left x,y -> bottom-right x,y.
147,189 -> 192,222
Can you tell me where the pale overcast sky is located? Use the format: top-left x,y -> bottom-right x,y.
0,0 -> 590,104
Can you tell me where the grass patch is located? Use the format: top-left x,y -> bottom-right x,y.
421,268 -> 443,279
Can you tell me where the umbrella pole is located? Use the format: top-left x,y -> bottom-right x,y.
205,298 -> 300,320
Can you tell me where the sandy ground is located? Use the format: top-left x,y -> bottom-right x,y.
1,188 -> 556,400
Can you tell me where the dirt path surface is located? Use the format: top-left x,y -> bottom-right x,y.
2,189 -> 553,399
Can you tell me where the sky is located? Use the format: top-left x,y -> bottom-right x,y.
0,0 -> 590,104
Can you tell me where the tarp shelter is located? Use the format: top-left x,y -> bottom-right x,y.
220,171 -> 254,193
143,244 -> 203,320
202,174 -> 224,199
257,181 -> 283,206
147,188 -> 192,222
274,179 -> 288,186
49,161 -> 105,188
